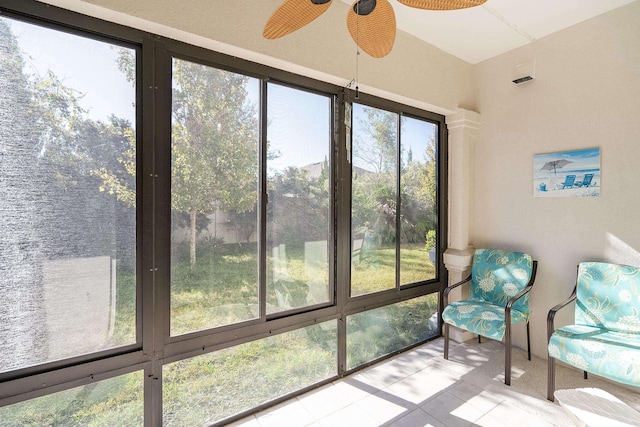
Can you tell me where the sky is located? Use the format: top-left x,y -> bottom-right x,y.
351,103 -> 437,172
5,17 -> 136,124
264,82 -> 331,173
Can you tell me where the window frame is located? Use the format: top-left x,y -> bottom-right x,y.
343,93 -> 447,307
0,1 -> 448,425
0,0 -> 150,394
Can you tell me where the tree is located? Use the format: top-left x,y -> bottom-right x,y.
400,137 -> 437,243
351,106 -> 437,246
90,117 -> 136,208
101,52 -> 259,266
351,106 -> 398,244
171,59 -> 258,266
352,107 -> 397,174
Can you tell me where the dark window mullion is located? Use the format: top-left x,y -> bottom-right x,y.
396,113 -> 402,290
259,79 -> 269,321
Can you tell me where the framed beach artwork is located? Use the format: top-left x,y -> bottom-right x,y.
534,148 -> 601,198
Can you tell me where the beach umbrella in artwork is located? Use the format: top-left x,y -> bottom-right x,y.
540,159 -> 572,177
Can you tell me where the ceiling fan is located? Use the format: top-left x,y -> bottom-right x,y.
263,0 -> 487,58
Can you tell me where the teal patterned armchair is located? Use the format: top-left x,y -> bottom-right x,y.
547,262 -> 640,401
442,249 -> 537,386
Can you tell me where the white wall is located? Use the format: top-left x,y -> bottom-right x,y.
472,1 -> 640,357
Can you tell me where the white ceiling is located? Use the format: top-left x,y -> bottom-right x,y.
341,0 -> 637,64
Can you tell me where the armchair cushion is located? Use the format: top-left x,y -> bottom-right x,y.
443,299 -> 528,341
574,263 -> 640,333
470,249 -> 534,314
442,249 -> 535,341
548,262 -> 640,387
548,325 -> 640,386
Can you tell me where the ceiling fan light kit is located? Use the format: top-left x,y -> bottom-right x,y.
264,0 -> 487,57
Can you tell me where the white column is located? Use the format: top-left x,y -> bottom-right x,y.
444,109 -> 480,343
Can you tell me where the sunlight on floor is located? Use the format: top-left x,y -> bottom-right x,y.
230,338 -> 640,427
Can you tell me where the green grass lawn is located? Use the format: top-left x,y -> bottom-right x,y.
2,242 -> 438,425
352,243 -> 436,295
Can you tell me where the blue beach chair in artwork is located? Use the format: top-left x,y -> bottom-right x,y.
574,173 -> 593,188
560,175 -> 576,189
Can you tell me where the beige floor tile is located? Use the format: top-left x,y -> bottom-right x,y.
384,408 -> 447,427
484,400 -> 555,427
297,383 -> 353,420
317,402 -> 380,427
254,399 -> 315,427
473,413 -> 511,427
447,381 -> 504,413
382,366 -> 459,405
331,376 -> 375,403
355,392 -> 413,424
420,391 -> 485,427
352,357 -> 420,390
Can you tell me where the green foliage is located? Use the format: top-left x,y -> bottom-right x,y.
172,60 -> 258,266
353,107 -> 397,174
31,70 -> 87,159
171,59 -> 257,216
351,105 -> 438,248
425,229 -> 436,250
400,140 -> 437,243
90,118 -> 136,207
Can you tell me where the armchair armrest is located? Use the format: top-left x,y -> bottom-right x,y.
547,285 -> 577,343
443,275 -> 471,306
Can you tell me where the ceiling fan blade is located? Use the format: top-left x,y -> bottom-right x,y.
263,0 -> 333,39
347,0 -> 396,58
396,0 -> 487,11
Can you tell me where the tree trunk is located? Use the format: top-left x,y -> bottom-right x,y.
190,209 -> 197,267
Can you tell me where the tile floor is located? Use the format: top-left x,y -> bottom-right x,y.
230,338 -> 640,427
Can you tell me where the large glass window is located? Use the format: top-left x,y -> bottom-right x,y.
0,371 -> 144,426
0,4 -> 445,424
400,116 -> 438,285
169,58 -> 260,336
266,83 -> 332,314
351,104 -> 439,296
163,321 -> 337,425
346,295 -> 438,370
350,104 -> 398,296
0,16 -> 137,373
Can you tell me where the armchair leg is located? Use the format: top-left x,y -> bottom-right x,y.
547,356 -> 556,401
584,371 -> 588,380
526,322 -> 531,361
444,323 -> 449,360
505,327 -> 512,386
478,335 -> 481,344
